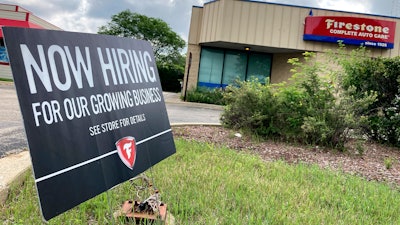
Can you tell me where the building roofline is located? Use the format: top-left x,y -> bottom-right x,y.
0,3 -> 62,30
200,0 -> 400,20
246,0 -> 400,19
0,3 -> 31,13
204,0 -> 219,6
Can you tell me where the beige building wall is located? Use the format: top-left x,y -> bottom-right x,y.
28,14 -> 61,30
187,6 -> 203,46
0,4 -> 29,13
0,3 -> 61,31
183,44 -> 201,93
0,4 -> 18,11
0,64 -> 11,79
0,3 -> 61,79
183,6 -> 203,96
184,0 -> 400,93
197,0 -> 400,57
271,53 -> 304,84
0,10 -> 27,21
0,13 -> 61,31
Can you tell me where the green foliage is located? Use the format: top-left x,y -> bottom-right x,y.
2,139 -> 400,224
98,10 -> 187,93
282,53 -> 341,145
0,78 -> 13,82
222,43 -> 400,148
185,87 -> 226,105
384,157 -> 394,170
355,140 -> 365,155
222,52 -> 374,149
333,44 -> 400,146
157,62 -> 184,92
98,10 -> 185,65
222,79 -> 279,136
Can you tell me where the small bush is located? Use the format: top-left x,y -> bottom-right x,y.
384,157 -> 394,170
355,140 -> 365,155
222,79 -> 280,136
333,45 -> 400,147
157,64 -> 183,92
185,87 -> 226,105
222,52 -> 375,149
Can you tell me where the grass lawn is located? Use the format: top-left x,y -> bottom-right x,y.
0,78 -> 13,82
1,138 -> 400,224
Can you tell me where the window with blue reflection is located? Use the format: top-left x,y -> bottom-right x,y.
197,47 -> 272,88
0,38 -> 9,64
247,53 -> 271,83
198,48 -> 224,88
222,50 -> 247,85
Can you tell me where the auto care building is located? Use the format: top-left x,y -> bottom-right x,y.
0,3 -> 61,79
183,0 -> 400,94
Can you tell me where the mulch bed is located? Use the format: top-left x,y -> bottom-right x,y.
173,126 -> 400,187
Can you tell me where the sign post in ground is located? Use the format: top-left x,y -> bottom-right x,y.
3,27 -> 176,221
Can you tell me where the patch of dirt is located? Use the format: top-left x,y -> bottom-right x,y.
173,126 -> 400,187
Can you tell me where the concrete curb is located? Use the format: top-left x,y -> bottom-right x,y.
0,151 -> 31,205
0,123 -> 222,205
0,81 -> 13,85
171,122 -> 221,127
166,101 -> 224,110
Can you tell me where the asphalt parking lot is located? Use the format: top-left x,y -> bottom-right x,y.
0,82 -> 27,157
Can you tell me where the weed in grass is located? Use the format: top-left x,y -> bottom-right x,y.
355,140 -> 365,155
227,131 -> 237,139
384,157 -> 395,170
1,139 -> 400,224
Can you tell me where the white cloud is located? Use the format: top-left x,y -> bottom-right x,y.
78,0 -> 90,14
48,13 -> 107,34
46,0 -> 108,34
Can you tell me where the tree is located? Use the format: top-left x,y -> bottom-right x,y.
98,10 -> 185,65
98,10 -> 186,92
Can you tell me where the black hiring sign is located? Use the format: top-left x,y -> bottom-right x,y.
3,27 -> 176,221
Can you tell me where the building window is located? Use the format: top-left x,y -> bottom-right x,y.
198,47 -> 271,88
0,38 -> 9,65
198,48 -> 224,88
222,50 -> 247,85
247,53 -> 271,84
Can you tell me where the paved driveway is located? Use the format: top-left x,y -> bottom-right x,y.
0,83 -> 223,157
0,83 -> 27,157
163,92 -> 222,125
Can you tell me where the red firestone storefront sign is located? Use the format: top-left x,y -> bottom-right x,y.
304,16 -> 396,49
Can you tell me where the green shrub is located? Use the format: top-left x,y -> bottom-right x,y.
333,45 -> 400,146
222,79 -> 280,136
384,157 -> 395,170
157,63 -> 183,92
279,52 -> 356,148
0,78 -> 13,82
185,87 -> 226,105
223,44 -> 400,148
222,52 -> 374,149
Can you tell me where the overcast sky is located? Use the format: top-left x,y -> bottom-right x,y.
1,0 -> 396,42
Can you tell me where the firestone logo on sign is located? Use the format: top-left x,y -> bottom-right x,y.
304,16 -> 396,49
116,136 -> 137,169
